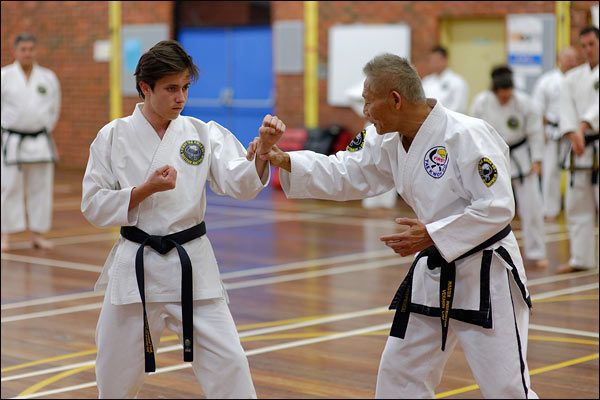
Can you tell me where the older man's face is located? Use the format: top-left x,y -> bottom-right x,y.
362,78 -> 395,135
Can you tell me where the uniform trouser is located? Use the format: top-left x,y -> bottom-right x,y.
95,291 -> 256,399
0,162 -> 54,233
564,170 -> 599,269
375,263 -> 538,399
512,174 -> 546,260
541,140 -> 562,218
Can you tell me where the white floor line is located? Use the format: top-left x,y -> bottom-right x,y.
530,283 -> 599,301
5,281 -> 599,384
1,303 -> 103,323
529,323 -> 600,338
0,254 -> 103,273
1,291 -> 105,311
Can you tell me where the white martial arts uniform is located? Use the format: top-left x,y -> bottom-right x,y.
470,90 -> 547,261
81,103 -> 267,398
532,68 -> 568,218
1,61 -> 60,234
422,68 -> 469,113
279,100 -> 537,399
559,62 -> 600,270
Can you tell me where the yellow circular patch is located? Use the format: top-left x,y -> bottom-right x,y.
478,157 -> 497,187
180,140 -> 205,165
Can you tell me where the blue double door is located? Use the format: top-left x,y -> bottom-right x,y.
179,27 -> 273,147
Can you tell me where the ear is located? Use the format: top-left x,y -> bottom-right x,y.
390,90 -> 402,110
139,81 -> 151,97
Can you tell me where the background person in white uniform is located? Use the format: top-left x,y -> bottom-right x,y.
421,45 -> 469,114
532,46 -> 579,223
1,33 -> 61,251
81,40 -> 284,398
557,26 -> 600,274
248,53 -> 537,399
470,66 -> 548,269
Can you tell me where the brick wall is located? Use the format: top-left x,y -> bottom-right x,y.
1,1 -> 173,168
272,1 -> 598,135
1,1 -> 596,167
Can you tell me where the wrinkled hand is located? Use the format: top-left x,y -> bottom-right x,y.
379,217 -> 434,257
146,165 -> 177,193
258,114 -> 286,155
246,138 -> 290,170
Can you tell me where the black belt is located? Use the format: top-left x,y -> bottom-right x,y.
1,126 -> 54,165
120,222 -> 206,373
508,137 -> 529,184
388,225 -> 523,351
566,132 -> 599,187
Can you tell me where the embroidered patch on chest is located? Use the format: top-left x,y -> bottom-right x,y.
180,140 -> 205,165
346,129 -> 366,152
423,146 -> 449,178
507,116 -> 520,130
37,85 -> 47,95
478,157 -> 498,187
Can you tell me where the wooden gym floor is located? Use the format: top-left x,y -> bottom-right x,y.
1,167 -> 598,399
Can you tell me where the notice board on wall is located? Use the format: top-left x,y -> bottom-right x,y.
328,24 -> 411,107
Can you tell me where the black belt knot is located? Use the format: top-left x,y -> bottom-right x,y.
389,225 -> 512,352
120,222 -> 206,373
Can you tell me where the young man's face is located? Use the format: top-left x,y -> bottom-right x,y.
142,71 -> 190,122
14,40 -> 36,68
494,87 -> 513,105
428,52 -> 447,75
580,32 -> 599,67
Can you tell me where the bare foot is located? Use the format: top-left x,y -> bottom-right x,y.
527,259 -> 549,269
32,234 -> 54,250
556,263 -> 588,274
1,234 -> 9,252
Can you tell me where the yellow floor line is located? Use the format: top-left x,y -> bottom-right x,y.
18,365 -> 94,396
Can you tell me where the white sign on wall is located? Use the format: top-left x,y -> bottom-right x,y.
328,24 -> 411,107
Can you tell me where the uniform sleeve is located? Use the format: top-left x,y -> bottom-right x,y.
47,70 -> 61,133
523,95 -> 544,162
279,127 -> 395,201
559,74 -> 579,136
81,125 -> 139,227
425,122 -> 515,262
207,121 -> 269,200
531,75 -> 547,117
582,99 -> 599,131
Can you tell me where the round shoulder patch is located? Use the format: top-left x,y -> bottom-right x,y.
346,129 -> 366,152
423,146 -> 449,179
478,157 -> 498,187
180,140 -> 205,165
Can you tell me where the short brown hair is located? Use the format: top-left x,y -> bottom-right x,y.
134,40 -> 199,99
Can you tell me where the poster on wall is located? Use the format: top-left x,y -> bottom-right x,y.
507,14 -> 555,93
328,24 -> 410,107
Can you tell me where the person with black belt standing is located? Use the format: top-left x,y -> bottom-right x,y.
470,65 -> 548,269
81,40 -> 284,398
557,26 -> 599,274
1,32 -> 61,251
248,53 -> 538,398
532,46 -> 579,223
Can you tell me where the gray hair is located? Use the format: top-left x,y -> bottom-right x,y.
14,32 -> 36,47
363,53 -> 426,103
